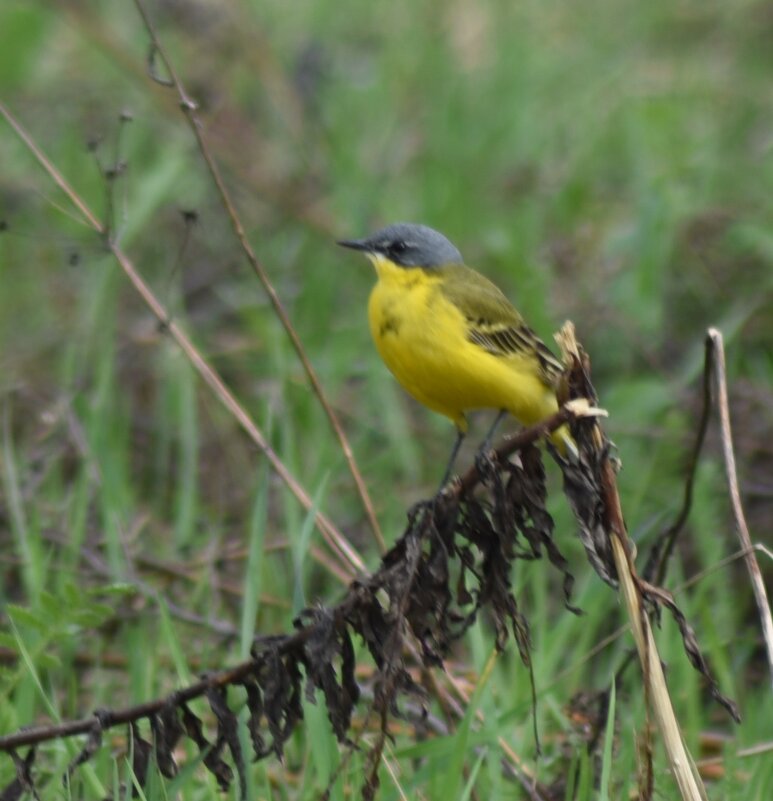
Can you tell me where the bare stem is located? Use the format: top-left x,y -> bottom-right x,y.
0,99 -> 364,578
131,0 -> 385,552
707,328 -> 773,689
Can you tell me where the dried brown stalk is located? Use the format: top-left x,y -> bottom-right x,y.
0,99 -> 364,578
558,323 -> 711,801
706,328 -> 773,688
131,0 -> 385,552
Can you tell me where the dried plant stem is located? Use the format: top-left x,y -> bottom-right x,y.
557,321 -> 709,801
0,651 -> 266,752
604,476 -> 708,801
0,395 -> 577,756
707,328 -> 773,688
131,0 -> 385,552
0,99 -> 364,577
645,328 -> 714,586
622,576 -> 704,800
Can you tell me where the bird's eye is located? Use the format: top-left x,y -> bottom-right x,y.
390,240 -> 407,254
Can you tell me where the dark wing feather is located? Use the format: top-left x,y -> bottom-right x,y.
438,264 -> 564,386
467,325 -> 564,385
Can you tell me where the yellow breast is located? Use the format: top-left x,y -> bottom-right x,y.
367,256 -> 560,432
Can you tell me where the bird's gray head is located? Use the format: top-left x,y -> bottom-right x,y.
337,223 -> 463,268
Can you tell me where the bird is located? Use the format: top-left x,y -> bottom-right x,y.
338,222 -> 577,485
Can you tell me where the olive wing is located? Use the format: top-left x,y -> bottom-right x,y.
438,265 -> 564,386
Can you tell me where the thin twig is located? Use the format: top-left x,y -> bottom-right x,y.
696,739 -> 773,767
644,336 -> 714,585
0,595 -> 348,753
675,545 -> 772,595
0,99 -> 364,578
131,0 -> 385,552
0,656 -> 265,752
707,327 -> 773,689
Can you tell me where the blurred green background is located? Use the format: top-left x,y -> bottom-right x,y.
1,0 -> 772,798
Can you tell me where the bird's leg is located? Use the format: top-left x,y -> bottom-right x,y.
438,427 -> 466,492
482,409 -> 507,452
475,409 -> 507,480
407,427 -> 466,525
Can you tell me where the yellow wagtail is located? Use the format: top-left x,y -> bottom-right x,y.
338,223 -> 577,484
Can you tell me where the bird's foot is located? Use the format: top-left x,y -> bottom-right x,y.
474,447 -> 500,484
408,497 -> 434,524
408,481 -> 459,527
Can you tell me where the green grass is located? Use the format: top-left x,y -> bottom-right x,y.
1,0 -> 772,798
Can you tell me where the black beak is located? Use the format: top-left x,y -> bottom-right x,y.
337,237 -> 371,252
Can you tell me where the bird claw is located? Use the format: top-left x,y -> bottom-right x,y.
408,497 -> 435,523
408,480 -> 459,526
474,448 -> 499,482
